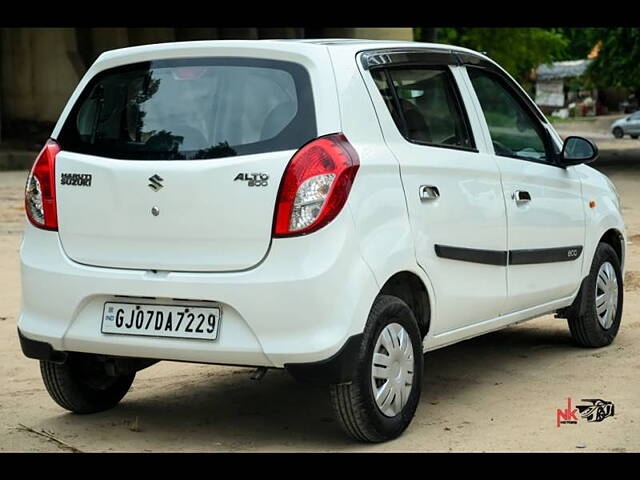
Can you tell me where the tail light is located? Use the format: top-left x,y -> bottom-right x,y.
273,134 -> 359,237
25,139 -> 60,230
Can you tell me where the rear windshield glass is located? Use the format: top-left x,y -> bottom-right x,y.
58,58 -> 316,160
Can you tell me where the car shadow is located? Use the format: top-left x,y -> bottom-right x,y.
41,320 -> 594,451
422,321 -> 578,396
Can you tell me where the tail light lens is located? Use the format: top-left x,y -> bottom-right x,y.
273,134 -> 359,237
25,139 -> 60,230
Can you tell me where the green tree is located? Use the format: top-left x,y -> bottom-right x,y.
433,28 -> 567,87
588,28 -> 640,98
552,28 -> 604,60
414,27 -> 437,43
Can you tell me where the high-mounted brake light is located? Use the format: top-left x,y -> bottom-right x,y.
25,139 -> 60,230
171,66 -> 207,80
273,134 -> 359,237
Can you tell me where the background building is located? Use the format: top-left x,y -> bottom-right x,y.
534,47 -> 630,117
535,59 -> 593,112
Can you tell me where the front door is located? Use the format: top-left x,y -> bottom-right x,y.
464,66 -> 586,313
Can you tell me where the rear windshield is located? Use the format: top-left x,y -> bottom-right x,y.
58,58 -> 317,160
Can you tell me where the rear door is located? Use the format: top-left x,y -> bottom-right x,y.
463,66 -> 586,313
361,55 -> 508,334
54,56 -> 319,272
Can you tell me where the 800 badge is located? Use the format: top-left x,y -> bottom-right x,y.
234,173 -> 269,187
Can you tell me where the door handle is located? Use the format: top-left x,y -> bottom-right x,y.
512,190 -> 532,203
419,185 -> 440,201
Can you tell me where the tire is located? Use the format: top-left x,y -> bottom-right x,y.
40,353 -> 135,414
330,295 -> 423,442
567,243 -> 623,348
613,127 -> 624,139
631,135 -> 639,139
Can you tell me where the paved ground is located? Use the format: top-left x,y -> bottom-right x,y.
1,135 -> 639,452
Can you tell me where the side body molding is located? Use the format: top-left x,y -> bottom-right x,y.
435,244 -> 584,266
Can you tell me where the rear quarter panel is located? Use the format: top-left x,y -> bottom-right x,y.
327,47 -> 438,334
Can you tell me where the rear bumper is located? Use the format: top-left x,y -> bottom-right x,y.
18,212 -> 379,370
19,327 -> 364,384
18,328 -> 68,363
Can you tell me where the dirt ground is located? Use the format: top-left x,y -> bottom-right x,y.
1,133 -> 639,451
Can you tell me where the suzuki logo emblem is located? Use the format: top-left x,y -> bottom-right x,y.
148,174 -> 164,191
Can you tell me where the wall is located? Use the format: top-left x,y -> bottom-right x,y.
1,28 -> 81,123
0,27 -> 414,125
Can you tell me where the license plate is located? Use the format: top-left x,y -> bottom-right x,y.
101,302 -> 221,340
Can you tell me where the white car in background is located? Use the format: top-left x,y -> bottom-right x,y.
18,39 -> 626,442
611,111 -> 640,138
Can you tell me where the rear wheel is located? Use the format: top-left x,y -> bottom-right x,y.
330,295 -> 423,442
40,353 -> 135,414
613,127 -> 624,139
567,243 -> 623,347
631,135 -> 639,139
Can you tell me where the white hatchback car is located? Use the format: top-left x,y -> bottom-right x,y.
19,39 -> 626,442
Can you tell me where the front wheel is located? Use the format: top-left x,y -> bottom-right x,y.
40,353 -> 135,414
631,135 -> 639,139
567,243 -> 623,347
330,295 -> 423,442
613,127 -> 624,139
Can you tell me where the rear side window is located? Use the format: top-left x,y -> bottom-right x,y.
58,58 -> 316,160
371,67 -> 474,150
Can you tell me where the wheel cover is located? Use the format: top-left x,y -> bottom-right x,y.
595,261 -> 619,330
370,323 -> 415,417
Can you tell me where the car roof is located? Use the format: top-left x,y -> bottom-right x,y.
95,38 -> 486,63
270,38 -> 482,53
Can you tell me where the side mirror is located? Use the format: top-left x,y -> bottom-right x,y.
558,136 -> 598,167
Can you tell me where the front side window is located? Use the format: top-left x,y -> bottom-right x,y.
468,67 -> 549,162
371,67 -> 474,150
59,58 -> 316,160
